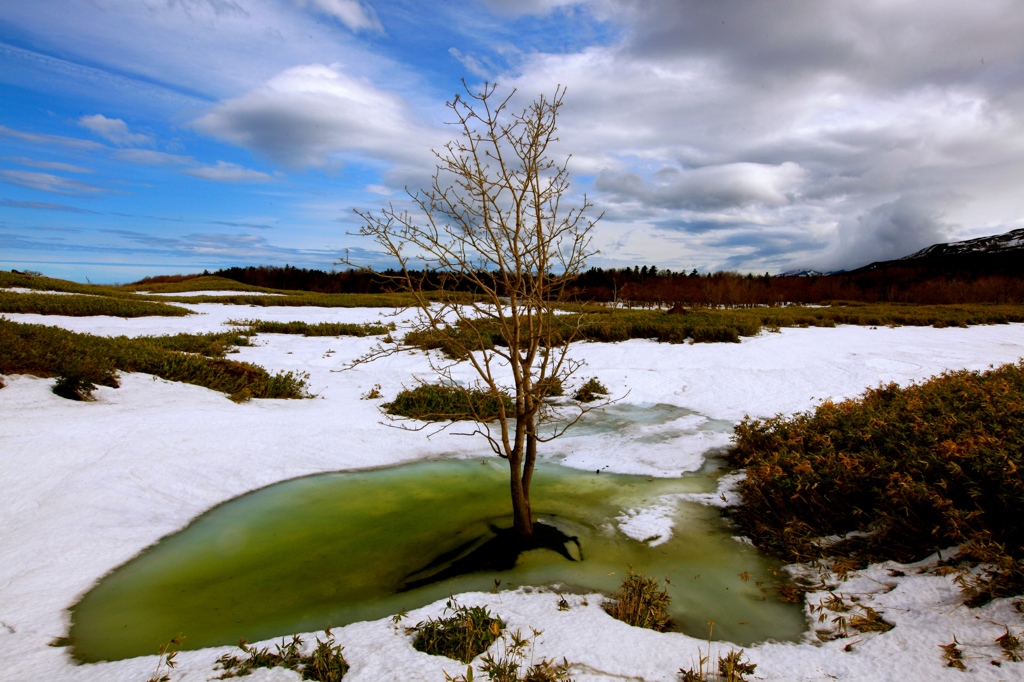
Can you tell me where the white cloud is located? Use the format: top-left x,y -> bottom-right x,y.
596,162 -> 806,211
480,0 -> 587,16
448,48 -> 491,79
0,124 -> 103,151
78,115 -> 152,147
183,161 -> 274,183
110,149 -> 273,184
296,0 -> 382,33
0,169 -> 108,195
0,0 -> 396,100
495,1 -> 1024,271
112,149 -> 193,167
4,157 -> 93,174
193,64 -> 440,170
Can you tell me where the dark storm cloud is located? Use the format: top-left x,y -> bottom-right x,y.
830,195 -> 954,267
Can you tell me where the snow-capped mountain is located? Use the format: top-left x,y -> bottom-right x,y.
902,227 -> 1024,260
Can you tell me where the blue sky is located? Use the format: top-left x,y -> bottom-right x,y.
2,0 -> 1023,283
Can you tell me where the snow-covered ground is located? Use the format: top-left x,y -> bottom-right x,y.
2,301 -> 1024,681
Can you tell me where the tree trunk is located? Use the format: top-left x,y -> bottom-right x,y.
509,458 -> 533,538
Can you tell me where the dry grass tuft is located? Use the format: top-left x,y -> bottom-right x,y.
602,571 -> 673,632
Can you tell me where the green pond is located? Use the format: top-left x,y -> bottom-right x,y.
68,455 -> 806,662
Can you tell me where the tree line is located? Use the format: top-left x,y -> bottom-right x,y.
210,263 -> 1024,306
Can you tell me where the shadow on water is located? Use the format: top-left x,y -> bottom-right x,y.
400,521 -> 582,592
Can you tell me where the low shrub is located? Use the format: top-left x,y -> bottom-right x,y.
602,571 -> 672,631
572,378 -> 608,403
403,325 -> 501,360
384,382 -> 513,422
728,361 -> 1024,604
400,304 -> 1024,359
52,354 -> 119,401
0,319 -> 307,400
537,376 -> 564,398
229,319 -> 394,337
413,600 -> 504,663
0,291 -> 190,317
216,631 -> 348,681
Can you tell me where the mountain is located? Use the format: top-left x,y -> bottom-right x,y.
777,269 -> 832,277
849,227 -> 1024,278
902,228 -> 1024,260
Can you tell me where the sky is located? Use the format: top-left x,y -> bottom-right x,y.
1,0 -> 1023,283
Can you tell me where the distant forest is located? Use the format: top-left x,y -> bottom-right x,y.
201,258 -> 1024,307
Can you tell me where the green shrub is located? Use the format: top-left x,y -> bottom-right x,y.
229,319 -> 394,337
384,382 -> 513,421
413,600 -> 504,663
403,325 -> 501,359
728,361 -> 1024,604
400,304 -> 1024,358
0,291 -> 190,317
537,376 -> 564,398
52,354 -> 119,401
0,319 -> 307,400
572,378 -> 607,403
602,571 -> 672,631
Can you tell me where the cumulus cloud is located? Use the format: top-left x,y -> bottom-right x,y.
596,162 -> 805,211
193,64 -> 439,169
78,115 -> 152,147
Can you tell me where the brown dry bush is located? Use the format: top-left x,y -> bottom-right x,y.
728,361 -> 1024,604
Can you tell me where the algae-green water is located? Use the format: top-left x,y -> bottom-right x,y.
69,458 -> 805,662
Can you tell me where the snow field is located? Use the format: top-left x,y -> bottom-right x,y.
2,302 -> 1024,680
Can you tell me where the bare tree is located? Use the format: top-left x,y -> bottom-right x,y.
346,83 -> 599,540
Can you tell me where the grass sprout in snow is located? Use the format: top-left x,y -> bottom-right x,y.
445,628 -> 575,682
215,631 -> 348,681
